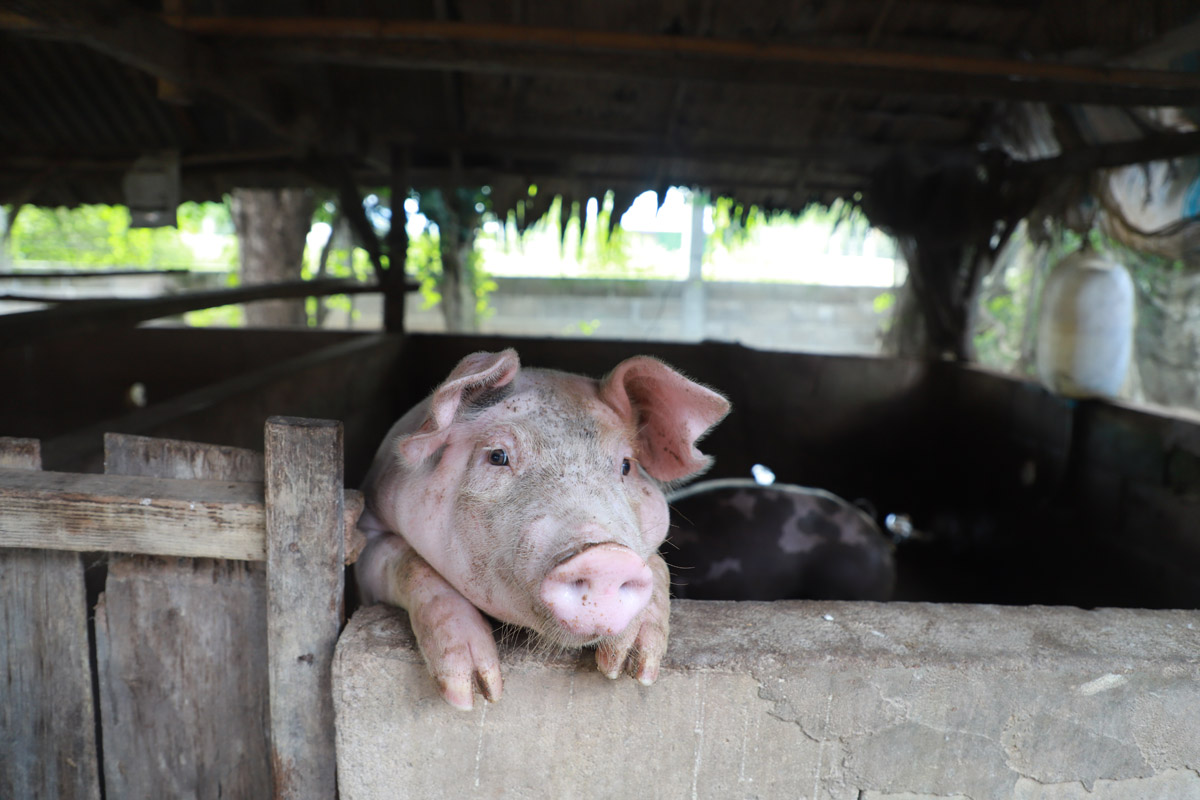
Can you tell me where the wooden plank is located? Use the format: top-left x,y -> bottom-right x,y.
265,417 -> 344,799
0,438 -> 101,800
0,468 -> 266,560
0,277 -> 381,344
96,434 -> 271,800
103,432 -> 265,482
0,268 -> 192,279
0,438 -> 41,469
0,464 -> 365,563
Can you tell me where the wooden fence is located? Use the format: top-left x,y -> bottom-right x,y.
0,417 -> 365,800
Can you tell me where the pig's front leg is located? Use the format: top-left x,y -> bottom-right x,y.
595,553 -> 671,684
358,532 -> 503,710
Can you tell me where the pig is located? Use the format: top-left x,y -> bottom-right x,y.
667,479 -> 895,601
356,349 -> 730,710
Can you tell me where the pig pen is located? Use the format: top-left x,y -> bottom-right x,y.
3,329 -> 1198,799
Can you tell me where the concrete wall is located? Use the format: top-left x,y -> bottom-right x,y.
1,269 -> 888,354
335,602 -> 1200,800
330,277 -> 890,355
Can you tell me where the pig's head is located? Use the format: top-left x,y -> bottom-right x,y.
388,348 -> 730,650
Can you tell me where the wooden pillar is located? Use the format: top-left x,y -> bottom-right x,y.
384,147 -> 410,333
0,438 -> 100,800
264,417 -> 345,799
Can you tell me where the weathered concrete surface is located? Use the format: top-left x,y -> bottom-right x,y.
334,601 -> 1200,800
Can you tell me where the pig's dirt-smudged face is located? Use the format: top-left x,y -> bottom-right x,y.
396,371 -> 670,649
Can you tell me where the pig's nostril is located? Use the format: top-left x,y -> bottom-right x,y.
540,545 -> 654,637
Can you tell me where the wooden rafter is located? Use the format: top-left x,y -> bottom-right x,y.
7,11 -> 1195,105
0,2 -> 384,170
145,16 -> 1200,107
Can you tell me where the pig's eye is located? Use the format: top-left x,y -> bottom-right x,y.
621,458 -> 632,476
488,449 -> 509,467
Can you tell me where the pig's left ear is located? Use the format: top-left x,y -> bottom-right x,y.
599,356 -> 731,483
398,349 -> 521,466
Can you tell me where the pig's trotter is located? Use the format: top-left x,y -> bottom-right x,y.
595,554 -> 671,684
411,591 -> 503,711
371,535 -> 504,710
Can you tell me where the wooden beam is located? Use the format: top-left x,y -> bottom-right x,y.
0,466 -> 365,563
383,146 -> 410,333
0,1 -> 313,146
0,468 -> 267,560
0,277 -> 388,344
166,17 -> 1200,107
1021,130 -> 1200,177
0,268 -> 193,280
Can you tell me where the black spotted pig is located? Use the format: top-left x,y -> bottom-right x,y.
356,349 -> 730,710
667,479 -> 895,601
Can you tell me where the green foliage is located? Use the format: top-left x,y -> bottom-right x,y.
571,194 -> 639,277
972,225 -> 1041,372
872,291 -> 895,313
7,202 -> 233,268
184,304 -> 245,327
183,268 -> 242,327
708,196 -> 761,250
566,319 -> 602,336
407,229 -> 446,310
473,254 -> 498,321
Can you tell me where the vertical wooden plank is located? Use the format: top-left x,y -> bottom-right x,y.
264,417 -> 345,799
97,434 -> 272,799
0,438 -> 100,800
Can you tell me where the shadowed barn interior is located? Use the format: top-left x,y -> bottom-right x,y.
2,2 -> 1199,799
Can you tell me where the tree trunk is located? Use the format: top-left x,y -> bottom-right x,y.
437,240 -> 478,333
231,188 -> 314,327
426,193 -> 479,333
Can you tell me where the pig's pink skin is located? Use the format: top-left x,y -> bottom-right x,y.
356,349 -> 729,709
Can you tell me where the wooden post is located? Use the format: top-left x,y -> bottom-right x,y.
384,145 -> 410,333
264,417 -> 345,799
0,438 -> 100,800
97,434 -> 271,799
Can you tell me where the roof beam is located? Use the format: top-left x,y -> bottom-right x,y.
0,2 -> 323,152
1020,130 -> 1200,177
160,16 -> 1200,107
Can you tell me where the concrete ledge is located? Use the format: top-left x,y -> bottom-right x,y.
334,601 -> 1200,800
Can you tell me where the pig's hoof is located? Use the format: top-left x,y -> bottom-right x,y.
410,594 -> 504,710
595,618 -> 667,685
435,655 -> 503,711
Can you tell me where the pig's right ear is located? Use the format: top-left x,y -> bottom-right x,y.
397,349 -> 521,466
600,356 -> 731,483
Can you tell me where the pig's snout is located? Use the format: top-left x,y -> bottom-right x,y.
540,544 -> 653,639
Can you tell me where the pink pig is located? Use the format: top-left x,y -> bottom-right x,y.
355,349 -> 730,710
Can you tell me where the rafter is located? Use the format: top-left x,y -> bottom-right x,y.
155,16 -> 1200,107
0,1 -> 381,169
